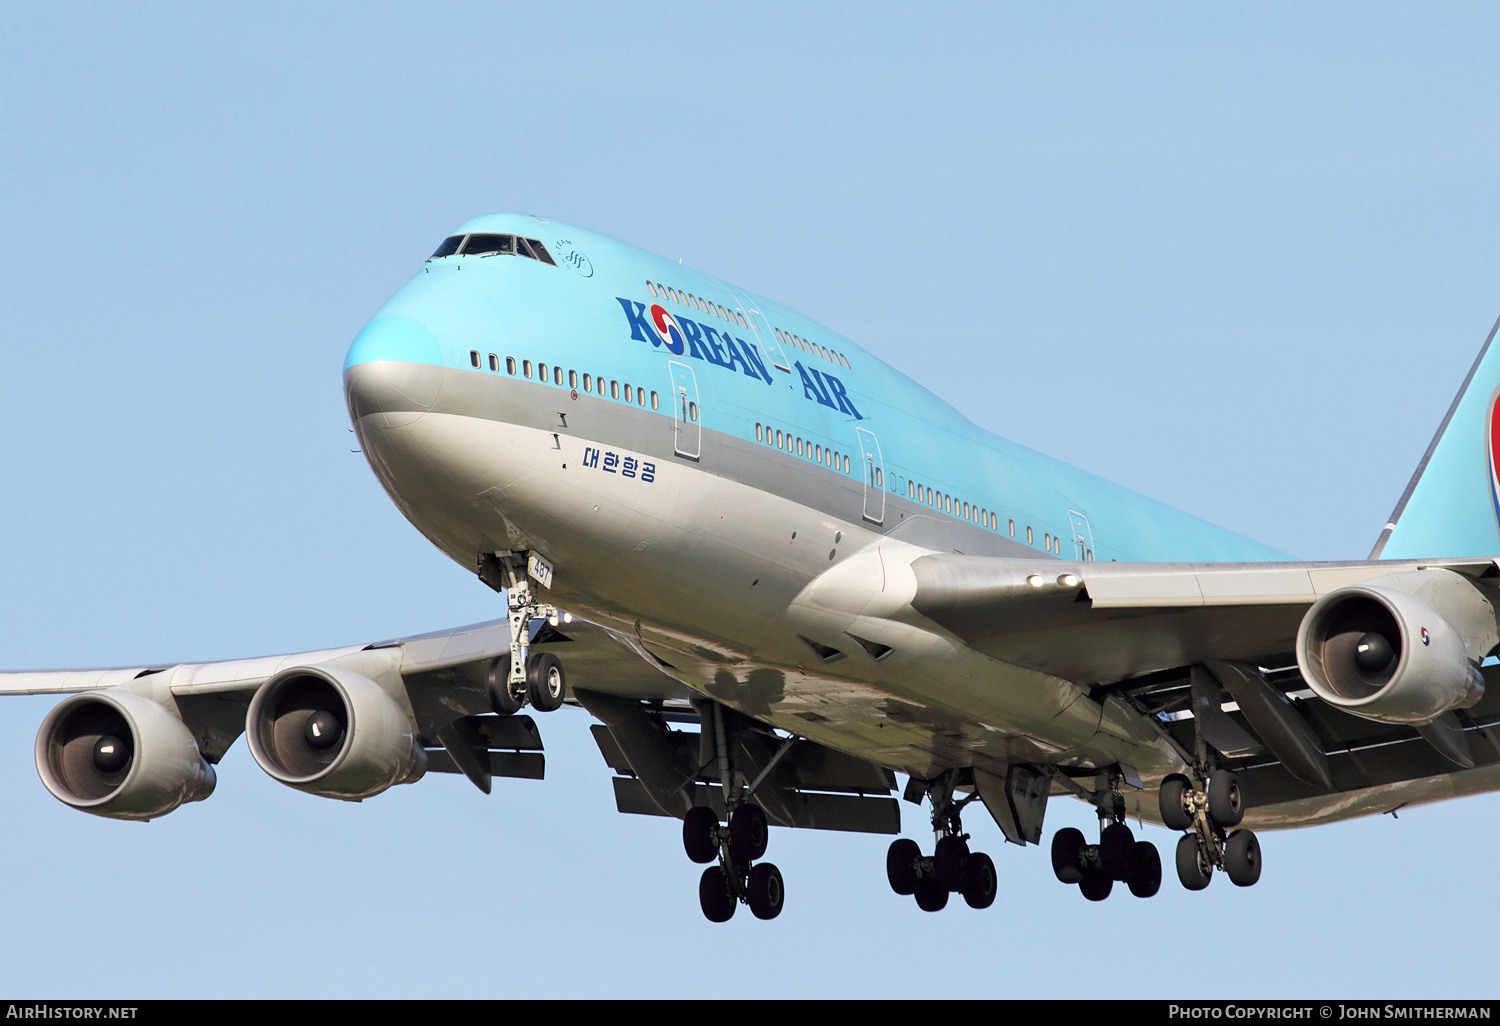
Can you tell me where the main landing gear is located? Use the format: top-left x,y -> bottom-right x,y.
884,771 -> 999,912
684,704 -> 785,922
684,803 -> 785,922
1048,770 -> 1161,901
1159,770 -> 1262,890
482,552 -> 570,716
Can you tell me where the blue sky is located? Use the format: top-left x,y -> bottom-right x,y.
2,2 -> 1499,997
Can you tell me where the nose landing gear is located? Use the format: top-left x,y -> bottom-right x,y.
480,551 -> 572,716
884,771 -> 999,912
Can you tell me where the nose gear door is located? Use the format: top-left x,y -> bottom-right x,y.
669,360 -> 701,459
855,427 -> 885,525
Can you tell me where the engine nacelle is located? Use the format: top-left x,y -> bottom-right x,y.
35,691 -> 216,821
246,664 -> 425,800
1296,569 -> 1497,725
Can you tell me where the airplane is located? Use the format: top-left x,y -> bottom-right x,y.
12,212 -> 1500,922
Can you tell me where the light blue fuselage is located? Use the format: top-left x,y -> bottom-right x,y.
346,213 -> 1285,570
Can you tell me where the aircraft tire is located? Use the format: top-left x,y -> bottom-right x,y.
1159,773 -> 1195,831
933,835 -> 970,891
1099,822 -> 1135,880
525,653 -> 566,712
485,655 -> 524,715
886,838 -> 921,895
728,802 -> 769,862
1207,770 -> 1244,827
683,806 -> 719,865
1176,833 -> 1213,891
1224,829 -> 1262,887
1051,827 -> 1087,884
1079,870 -> 1113,902
913,877 -> 949,912
961,852 -> 997,909
746,862 -> 785,920
698,866 -> 736,922
1127,841 -> 1162,898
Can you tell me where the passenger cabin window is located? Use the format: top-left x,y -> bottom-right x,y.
523,360 -> 533,378
583,373 -> 592,391
624,384 -> 633,403
488,354 -> 499,371
538,364 -> 549,383
611,380 -> 619,399
507,357 -> 517,374
647,281 -> 658,298
568,370 -> 578,389
469,350 -> 480,368
651,391 -> 659,410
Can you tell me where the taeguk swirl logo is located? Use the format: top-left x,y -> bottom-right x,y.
650,304 -> 687,356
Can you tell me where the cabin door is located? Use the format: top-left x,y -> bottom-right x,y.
1067,508 -> 1095,561
856,427 -> 885,525
668,361 -> 701,459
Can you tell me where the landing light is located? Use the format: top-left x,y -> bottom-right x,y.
1026,575 -> 1045,588
1058,573 -> 1079,588
549,614 -> 559,626
563,612 -> 573,623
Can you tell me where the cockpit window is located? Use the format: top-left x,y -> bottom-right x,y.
427,233 -> 558,265
461,234 -> 514,256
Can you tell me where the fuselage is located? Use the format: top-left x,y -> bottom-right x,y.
342,213 -> 1290,795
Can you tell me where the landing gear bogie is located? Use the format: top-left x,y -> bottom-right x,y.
1158,769 -> 1264,893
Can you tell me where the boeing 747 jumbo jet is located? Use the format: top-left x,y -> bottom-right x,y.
12,214 -> 1500,921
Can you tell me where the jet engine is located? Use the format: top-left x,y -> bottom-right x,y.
35,690 -> 216,821
246,664 -> 425,800
1296,569 -> 1497,725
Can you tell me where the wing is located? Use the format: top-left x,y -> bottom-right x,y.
906,552 -> 1500,826
7,614 -> 902,835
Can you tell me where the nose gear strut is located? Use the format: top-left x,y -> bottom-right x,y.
479,551 -> 570,715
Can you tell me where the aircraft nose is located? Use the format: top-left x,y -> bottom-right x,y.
343,315 -> 444,429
